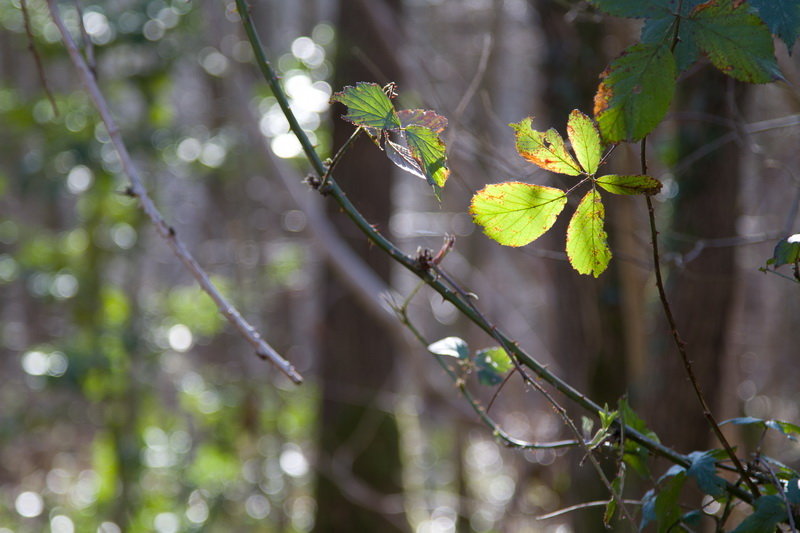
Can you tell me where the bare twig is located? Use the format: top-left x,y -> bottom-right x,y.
536,499 -> 643,521
20,0 -> 59,116
48,0 -> 302,384
641,139 -> 759,497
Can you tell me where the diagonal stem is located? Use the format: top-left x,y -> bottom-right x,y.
640,139 -> 759,497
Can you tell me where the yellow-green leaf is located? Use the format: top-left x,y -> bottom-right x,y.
566,189 -> 611,277
567,110 -> 603,175
596,174 -> 662,195
330,82 -> 401,132
470,182 -> 567,247
510,118 -> 582,176
404,125 -> 449,189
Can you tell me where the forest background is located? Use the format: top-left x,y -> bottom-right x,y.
1,0 -> 800,531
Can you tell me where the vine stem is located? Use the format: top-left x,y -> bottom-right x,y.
235,0 -> 754,504
640,139 -> 759,497
48,0 -> 302,384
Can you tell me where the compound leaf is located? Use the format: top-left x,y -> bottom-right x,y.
731,495 -> 786,533
427,337 -> 469,360
596,174 -> 662,195
510,119 -> 582,176
566,189 -> 611,277
594,43 -> 676,142
470,182 -> 567,247
567,110 -> 603,175
749,0 -> 800,51
405,125 -> 450,191
723,415 -> 800,441
688,0 -> 780,83
331,82 -> 401,132
475,347 -> 513,386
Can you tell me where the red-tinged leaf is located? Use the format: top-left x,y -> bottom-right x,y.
596,174 -> 662,195
510,118 -> 582,176
470,182 -> 567,247
397,109 -> 448,133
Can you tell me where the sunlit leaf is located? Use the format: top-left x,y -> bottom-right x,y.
749,0 -> 800,50
731,495 -> 786,533
510,118 -> 582,176
566,189 -> 611,277
594,43 -> 676,142
567,110 -> 603,175
397,109 -> 448,133
689,0 -> 780,83
475,347 -> 513,386
404,125 -> 449,190
596,174 -> 662,195
385,136 -> 426,180
427,337 -> 469,360
470,182 -> 567,247
330,82 -> 401,132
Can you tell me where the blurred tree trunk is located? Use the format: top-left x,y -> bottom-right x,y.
643,73 -> 746,453
536,3 -> 636,530
313,1 -> 407,531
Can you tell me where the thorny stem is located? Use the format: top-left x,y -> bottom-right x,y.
49,0 -> 302,384
640,139 -> 760,497
236,0 -> 754,504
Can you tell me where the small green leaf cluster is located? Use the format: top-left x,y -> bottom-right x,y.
330,82 -> 449,197
590,0 -> 792,143
470,111 -> 661,277
427,337 -> 513,385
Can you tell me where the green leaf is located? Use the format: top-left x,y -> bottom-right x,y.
596,174 -> 662,195
604,467 -> 625,526
475,347 -> 513,386
470,182 -> 567,247
641,15 -> 700,72
688,0 -> 780,83
567,110 -> 603,175
768,234 -> 800,267
749,0 -> 800,52
427,337 -> 469,360
397,109 -> 448,133
731,495 -> 786,533
594,43 -> 676,142
331,82 -> 401,132
618,398 -> 659,478
566,189 -> 611,277
404,125 -> 449,190
655,472 -> 687,533
686,450 -> 727,498
722,415 -> 800,442
510,118 -> 582,176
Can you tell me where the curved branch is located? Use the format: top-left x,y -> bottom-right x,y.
48,0 -> 302,384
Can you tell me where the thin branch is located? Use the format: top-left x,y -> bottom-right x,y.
20,0 -> 59,116
235,0 -> 757,505
48,0 -> 302,384
640,139 -> 759,497
536,499 -> 643,521
758,457 -> 797,533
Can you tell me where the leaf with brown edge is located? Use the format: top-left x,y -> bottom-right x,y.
566,189 -> 611,277
596,174 -> 662,195
397,109 -> 448,133
330,82 -> 401,133
567,110 -> 603,175
510,118 -> 582,176
470,182 -> 567,247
